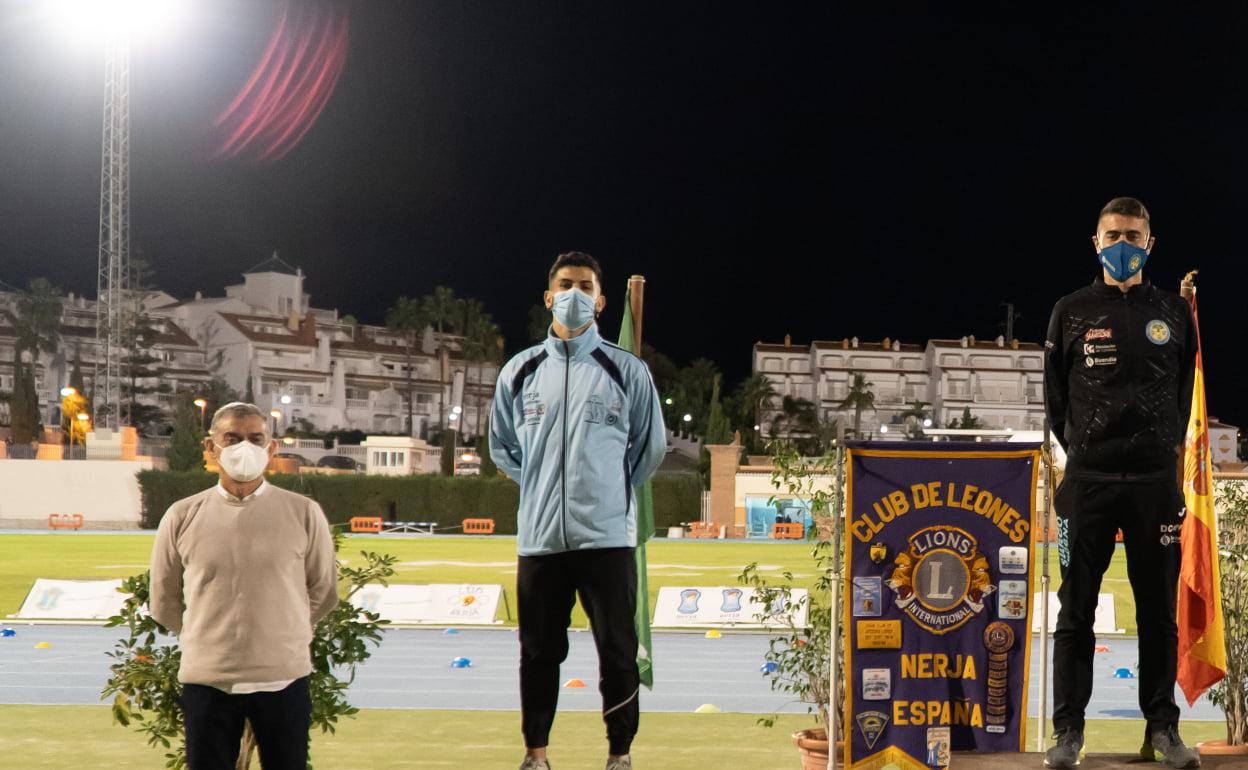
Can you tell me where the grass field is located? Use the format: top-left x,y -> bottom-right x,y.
0,533 -> 1139,633
0,706 -> 1225,769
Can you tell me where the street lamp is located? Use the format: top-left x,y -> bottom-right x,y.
60,387 -> 77,398
923,418 -> 933,428
280,394 -> 292,405
682,414 -> 692,423
193,398 -> 207,431
664,398 -> 673,406
270,409 -> 282,437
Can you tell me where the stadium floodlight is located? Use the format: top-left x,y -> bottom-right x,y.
49,0 -> 188,45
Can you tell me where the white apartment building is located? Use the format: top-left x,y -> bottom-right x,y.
753,334 -> 1047,438
0,255 -> 499,439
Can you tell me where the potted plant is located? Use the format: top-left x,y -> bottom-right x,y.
738,440 -> 844,769
101,528 -> 397,769
1200,479 -> 1248,756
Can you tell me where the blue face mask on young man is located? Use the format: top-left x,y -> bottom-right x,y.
551,289 -> 597,330
1098,240 -> 1149,282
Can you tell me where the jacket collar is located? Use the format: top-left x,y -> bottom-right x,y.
544,322 -> 602,361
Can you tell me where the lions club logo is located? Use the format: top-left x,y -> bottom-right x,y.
886,525 -> 995,634
1146,320 -> 1171,345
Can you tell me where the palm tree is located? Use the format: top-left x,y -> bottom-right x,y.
13,278 -> 63,436
838,372 -> 876,439
675,358 -> 720,436
420,287 -> 460,433
901,399 -> 932,439
457,299 -> 501,440
734,374 -> 777,435
385,296 -> 429,437
768,395 -> 817,440
14,278 -> 63,359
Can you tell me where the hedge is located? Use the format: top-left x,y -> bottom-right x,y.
137,470 -> 702,534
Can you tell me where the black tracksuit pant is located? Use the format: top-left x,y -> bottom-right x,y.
518,546 -> 640,756
1052,478 -> 1184,734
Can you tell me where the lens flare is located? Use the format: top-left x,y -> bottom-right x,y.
213,1 -> 349,163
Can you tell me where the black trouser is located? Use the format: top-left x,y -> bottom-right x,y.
518,546 -> 640,756
1052,479 -> 1183,734
180,677 -> 312,770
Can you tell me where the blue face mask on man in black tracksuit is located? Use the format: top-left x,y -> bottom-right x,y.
490,301 -> 666,767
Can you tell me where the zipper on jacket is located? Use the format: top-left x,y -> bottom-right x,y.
561,340 -> 570,551
1121,291 -> 1133,473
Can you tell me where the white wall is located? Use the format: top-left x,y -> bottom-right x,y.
0,460 -> 153,529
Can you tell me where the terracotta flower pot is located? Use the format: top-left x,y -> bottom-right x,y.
792,728 -> 843,769
1196,739 -> 1248,756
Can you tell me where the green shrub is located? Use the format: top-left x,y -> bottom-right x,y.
137,470 -> 702,534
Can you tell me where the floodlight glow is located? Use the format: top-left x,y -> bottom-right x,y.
280,395 -> 292,404
452,405 -> 462,414
880,425 -> 889,433
50,0 -> 188,44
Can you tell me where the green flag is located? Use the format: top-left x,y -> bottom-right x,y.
619,289 -> 655,689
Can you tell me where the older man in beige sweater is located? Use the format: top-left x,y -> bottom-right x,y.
150,402 -> 338,770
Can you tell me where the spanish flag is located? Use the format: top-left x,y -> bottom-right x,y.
1176,286 -> 1227,706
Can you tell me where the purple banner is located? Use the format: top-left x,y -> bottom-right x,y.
844,442 -> 1040,770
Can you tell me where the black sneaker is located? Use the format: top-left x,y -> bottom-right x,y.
1044,728 -> 1084,768
1143,725 -> 1201,769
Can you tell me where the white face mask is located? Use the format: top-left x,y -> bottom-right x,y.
217,440 -> 271,483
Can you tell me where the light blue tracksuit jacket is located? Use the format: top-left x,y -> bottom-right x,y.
489,323 -> 667,556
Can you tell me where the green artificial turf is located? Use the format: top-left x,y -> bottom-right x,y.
0,706 -> 1225,769
0,534 -> 1138,633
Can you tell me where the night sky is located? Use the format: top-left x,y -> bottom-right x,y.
1,3 -> 1244,427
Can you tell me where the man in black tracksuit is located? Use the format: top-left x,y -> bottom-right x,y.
1043,197 -> 1199,769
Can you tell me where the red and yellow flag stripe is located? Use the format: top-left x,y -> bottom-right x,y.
1177,293 -> 1226,706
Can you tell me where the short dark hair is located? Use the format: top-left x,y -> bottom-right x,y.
548,251 -> 603,289
1098,197 -> 1151,230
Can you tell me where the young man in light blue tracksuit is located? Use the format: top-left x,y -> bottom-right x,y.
490,251 -> 667,770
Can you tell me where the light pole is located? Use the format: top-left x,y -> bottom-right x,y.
269,409 -> 282,438
193,398 -> 207,431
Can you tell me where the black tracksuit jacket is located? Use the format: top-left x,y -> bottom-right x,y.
1044,277 -> 1197,481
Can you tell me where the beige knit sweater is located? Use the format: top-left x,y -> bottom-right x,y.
149,483 -> 339,689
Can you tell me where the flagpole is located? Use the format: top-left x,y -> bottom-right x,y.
1037,420 -> 1054,752
829,421 -> 845,770
629,275 -> 645,349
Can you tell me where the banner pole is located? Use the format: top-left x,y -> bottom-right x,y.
1037,420 -> 1055,752
829,422 -> 846,770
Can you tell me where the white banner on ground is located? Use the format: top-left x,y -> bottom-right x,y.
1032,592 -> 1124,635
12,579 -> 129,620
652,585 -> 809,628
350,584 -> 505,625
